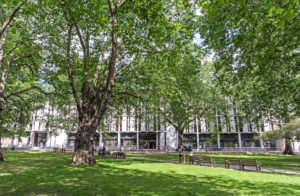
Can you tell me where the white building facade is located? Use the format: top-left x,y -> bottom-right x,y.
2,103 -> 300,153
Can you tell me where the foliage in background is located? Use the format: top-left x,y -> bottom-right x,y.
199,0 -> 300,128
262,118 -> 300,154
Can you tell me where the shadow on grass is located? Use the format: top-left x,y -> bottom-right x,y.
1,152 -> 300,195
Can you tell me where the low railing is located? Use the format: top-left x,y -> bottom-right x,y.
198,147 -> 281,152
1,145 -> 31,152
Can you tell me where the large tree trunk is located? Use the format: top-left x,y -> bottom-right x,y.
177,129 -> 184,164
283,138 -> 294,155
72,120 -> 97,165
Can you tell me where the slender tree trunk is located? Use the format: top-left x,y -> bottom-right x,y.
0,132 -> 3,161
283,138 -> 294,155
0,102 -> 4,161
177,128 -> 184,163
72,119 -> 97,165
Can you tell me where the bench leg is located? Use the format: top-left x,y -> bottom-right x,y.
256,165 -> 261,172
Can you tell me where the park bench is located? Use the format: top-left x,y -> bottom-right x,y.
53,147 -> 65,153
188,155 -> 200,164
224,157 -> 242,169
198,156 -> 216,167
113,152 -> 126,158
224,157 -> 261,172
241,159 -> 261,172
102,151 -> 111,157
59,148 -> 66,153
189,155 -> 215,166
100,151 -> 126,159
2,146 -> 29,152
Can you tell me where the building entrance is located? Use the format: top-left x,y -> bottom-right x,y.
34,132 -> 47,147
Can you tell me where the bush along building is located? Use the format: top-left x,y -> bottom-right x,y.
2,103 -> 300,153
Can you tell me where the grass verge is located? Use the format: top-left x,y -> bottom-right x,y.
0,151 -> 300,195
126,152 -> 300,171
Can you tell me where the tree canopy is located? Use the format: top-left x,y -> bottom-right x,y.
199,0 -> 300,124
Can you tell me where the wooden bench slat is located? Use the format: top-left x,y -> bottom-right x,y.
224,157 -> 261,172
99,151 -> 126,159
189,155 -> 215,167
241,159 -> 261,172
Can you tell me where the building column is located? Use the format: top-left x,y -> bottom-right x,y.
196,118 -> 200,152
117,132 -> 121,149
259,125 -> 264,149
238,132 -> 242,148
54,135 -> 57,148
136,132 -> 139,150
47,133 -> 51,147
99,132 -> 103,148
260,138 -> 264,149
156,132 -> 159,150
30,131 -> 35,147
11,136 -> 15,146
217,133 -> 220,148
165,131 -> 168,152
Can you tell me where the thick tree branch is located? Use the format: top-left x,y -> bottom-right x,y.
90,0 -> 119,125
91,53 -> 104,93
117,0 -> 126,8
95,0 -> 118,100
0,30 -> 7,71
108,0 -> 115,16
1,40 -> 23,63
74,23 -> 86,53
14,63 -> 34,75
4,85 -> 51,99
0,1 -> 24,37
66,23 -> 83,118
0,60 -> 11,85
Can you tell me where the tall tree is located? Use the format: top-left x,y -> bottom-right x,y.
199,0 -> 300,137
40,0 -> 197,165
262,118 -> 300,155
125,48 -> 223,163
0,0 -> 48,161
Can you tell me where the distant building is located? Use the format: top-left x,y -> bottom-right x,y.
2,103 -> 300,153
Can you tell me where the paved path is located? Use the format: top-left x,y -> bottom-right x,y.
127,156 -> 300,175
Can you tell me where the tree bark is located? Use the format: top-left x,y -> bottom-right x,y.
177,128 -> 184,163
0,99 -> 4,161
0,132 -> 3,161
72,119 -> 97,165
283,138 -> 294,155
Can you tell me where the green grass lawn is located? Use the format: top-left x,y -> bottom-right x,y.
127,152 -> 300,171
1,152 -> 300,195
